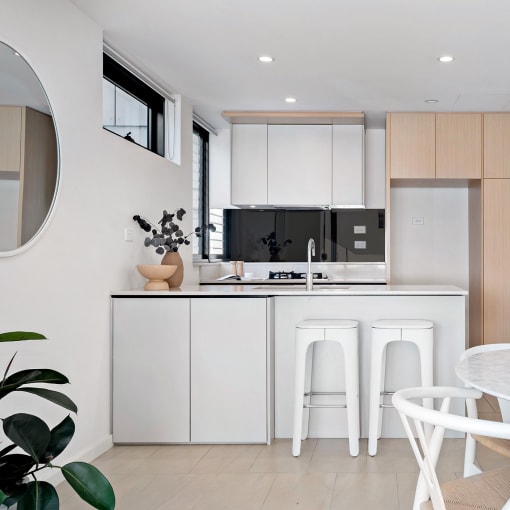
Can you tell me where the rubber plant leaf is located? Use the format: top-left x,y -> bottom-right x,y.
40,415 -> 75,462
0,489 -> 6,505
17,387 -> 77,413
16,481 -> 59,510
0,443 -> 17,457
0,369 -> 70,400
3,413 -> 50,462
62,462 -> 115,510
0,453 -> 35,482
0,332 -> 46,342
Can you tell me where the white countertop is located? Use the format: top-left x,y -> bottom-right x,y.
112,284 -> 468,297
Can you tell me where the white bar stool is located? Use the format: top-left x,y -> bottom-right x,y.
292,319 -> 359,457
368,319 -> 434,456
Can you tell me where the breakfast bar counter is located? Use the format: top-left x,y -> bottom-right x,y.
111,285 -> 467,444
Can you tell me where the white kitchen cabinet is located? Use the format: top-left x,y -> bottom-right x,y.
230,120 -> 366,207
231,124 -> 268,206
332,124 -> 365,207
190,297 -> 268,443
267,124 -> 332,205
112,297 -> 190,443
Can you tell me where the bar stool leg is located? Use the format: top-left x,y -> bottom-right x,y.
293,333 -> 313,457
408,328 -> 434,439
341,332 -> 360,457
302,342 -> 315,440
368,336 -> 386,456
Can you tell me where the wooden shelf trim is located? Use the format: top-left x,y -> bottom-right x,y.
222,111 -> 364,125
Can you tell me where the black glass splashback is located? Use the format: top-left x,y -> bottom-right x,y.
225,209 -> 385,263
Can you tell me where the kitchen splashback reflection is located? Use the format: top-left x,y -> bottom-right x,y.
225,209 -> 385,263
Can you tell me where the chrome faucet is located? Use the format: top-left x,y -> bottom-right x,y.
306,238 -> 315,291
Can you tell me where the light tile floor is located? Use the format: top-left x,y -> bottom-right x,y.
58,396 -> 510,510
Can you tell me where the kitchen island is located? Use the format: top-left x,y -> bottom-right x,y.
111,285 -> 467,444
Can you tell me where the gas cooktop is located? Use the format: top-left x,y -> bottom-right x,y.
268,271 -> 324,280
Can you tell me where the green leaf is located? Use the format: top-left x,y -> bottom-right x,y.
0,443 -> 17,458
0,332 -> 46,342
62,462 -> 115,510
0,369 -> 70,400
40,415 -> 75,462
3,413 -> 50,462
0,453 -> 34,483
0,489 -> 6,505
18,388 -> 77,413
16,481 -> 58,510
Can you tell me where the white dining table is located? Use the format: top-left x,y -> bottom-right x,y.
455,348 -> 510,422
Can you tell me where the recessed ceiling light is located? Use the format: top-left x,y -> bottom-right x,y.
425,99 -> 439,103
285,97 -> 297,103
258,56 -> 274,63
438,55 -> 455,63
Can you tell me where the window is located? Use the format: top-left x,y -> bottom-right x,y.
192,121 -> 225,259
192,123 -> 209,257
103,53 -> 165,156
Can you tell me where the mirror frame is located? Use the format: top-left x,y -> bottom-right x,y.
0,42 -> 60,257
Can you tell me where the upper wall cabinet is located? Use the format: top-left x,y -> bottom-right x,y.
436,113 -> 482,179
267,124 -> 332,206
387,112 -> 435,179
387,112 -> 482,179
231,124 -> 268,205
484,113 -> 510,178
226,111 -> 365,208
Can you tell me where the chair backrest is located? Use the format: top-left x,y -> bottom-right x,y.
392,386 -> 510,510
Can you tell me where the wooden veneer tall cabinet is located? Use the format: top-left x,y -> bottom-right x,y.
482,113 -> 510,343
386,112 -> 497,347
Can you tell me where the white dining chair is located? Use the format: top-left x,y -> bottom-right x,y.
460,343 -> 510,477
393,386 -> 510,510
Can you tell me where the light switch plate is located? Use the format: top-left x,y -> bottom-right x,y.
354,225 -> 366,234
412,217 -> 424,225
354,240 -> 366,249
124,228 -> 134,242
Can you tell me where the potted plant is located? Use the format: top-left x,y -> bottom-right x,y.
133,208 -> 215,287
260,231 -> 292,262
0,331 -> 115,510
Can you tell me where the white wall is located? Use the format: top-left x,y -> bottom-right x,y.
390,186 -> 469,289
0,0 -> 194,470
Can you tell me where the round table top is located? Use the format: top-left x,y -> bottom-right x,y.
455,349 -> 510,401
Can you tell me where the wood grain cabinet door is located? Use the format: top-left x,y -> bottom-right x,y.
436,113 -> 482,179
483,179 -> 510,343
484,113 -> 510,178
388,112 -> 435,179
0,106 -> 23,174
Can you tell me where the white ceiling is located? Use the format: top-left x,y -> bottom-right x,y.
69,0 -> 510,129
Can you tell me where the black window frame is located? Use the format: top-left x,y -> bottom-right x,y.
103,53 -> 165,157
193,122 -> 210,258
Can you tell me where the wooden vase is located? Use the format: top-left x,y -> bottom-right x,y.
161,250 -> 184,287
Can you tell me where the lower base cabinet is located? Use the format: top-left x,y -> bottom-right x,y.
112,297 -> 190,443
112,297 -> 269,444
190,298 -> 268,443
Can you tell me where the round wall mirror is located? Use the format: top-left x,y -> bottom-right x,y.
0,42 -> 59,256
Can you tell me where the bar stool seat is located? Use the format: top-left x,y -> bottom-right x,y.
368,319 -> 434,456
293,319 -> 360,457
